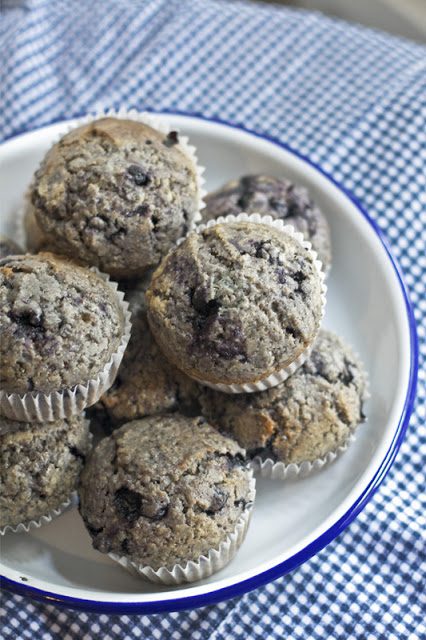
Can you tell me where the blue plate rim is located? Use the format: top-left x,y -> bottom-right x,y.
0,110 -> 419,614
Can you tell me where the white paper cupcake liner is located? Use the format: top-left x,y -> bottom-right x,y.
185,212 -> 327,394
0,266 -> 132,422
108,471 -> 256,586
0,492 -> 77,536
251,433 -> 356,480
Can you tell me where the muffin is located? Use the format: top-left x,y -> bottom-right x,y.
0,414 -> 91,530
28,117 -> 200,278
79,414 -> 254,575
0,253 -> 126,394
0,234 -> 24,259
89,277 -> 200,437
146,220 -> 324,390
24,207 -> 48,253
199,330 -> 367,466
203,175 -> 331,271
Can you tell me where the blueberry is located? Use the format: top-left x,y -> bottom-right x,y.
127,165 -> 151,186
163,131 -> 179,147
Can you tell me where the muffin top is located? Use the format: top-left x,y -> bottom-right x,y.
30,118 -> 199,278
203,175 -> 332,271
79,414 -> 252,569
146,221 -> 324,386
93,276 -> 200,430
0,253 -> 125,394
199,330 -> 367,464
0,234 -> 24,260
0,414 -> 91,528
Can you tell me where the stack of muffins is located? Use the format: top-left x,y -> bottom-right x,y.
0,113 -> 367,584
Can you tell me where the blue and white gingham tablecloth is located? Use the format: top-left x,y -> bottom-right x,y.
0,1 -> 425,638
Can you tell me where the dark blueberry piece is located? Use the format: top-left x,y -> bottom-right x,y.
336,405 -> 350,425
114,487 -> 143,523
248,433 -> 277,461
339,358 -> 355,386
127,165 -> 151,186
225,452 -> 247,469
291,270 -> 307,294
125,204 -> 150,217
236,175 -> 258,209
191,285 -> 221,317
206,487 -> 228,515
268,197 -> 288,216
181,208 -> 189,235
121,538 -> 131,555
292,270 -> 306,284
11,309 -> 42,327
27,377 -> 34,392
87,523 -> 104,536
234,498 -> 248,509
163,131 -> 179,147
69,446 -> 85,463
276,267 -> 287,284
285,326 -> 302,340
287,188 -> 318,235
251,240 -> 269,259
11,310 -> 46,341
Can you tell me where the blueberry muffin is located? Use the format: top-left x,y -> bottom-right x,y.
203,175 -> 331,271
0,234 -> 23,259
146,221 -> 324,387
0,253 -> 125,394
89,277 -> 200,437
199,330 -> 367,465
24,207 -> 48,253
0,414 -> 91,529
28,118 -> 200,278
79,414 -> 253,570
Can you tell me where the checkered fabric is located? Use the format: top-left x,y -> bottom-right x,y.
1,0 -> 425,638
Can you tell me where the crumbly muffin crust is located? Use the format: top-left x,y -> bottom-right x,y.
203,175 -> 332,270
90,277 -> 200,436
0,414 -> 91,528
199,330 -> 367,464
79,414 -> 252,569
29,118 -> 199,278
0,253 -> 124,393
147,221 -> 323,385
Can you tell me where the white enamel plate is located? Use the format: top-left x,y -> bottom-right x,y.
0,114 -> 418,613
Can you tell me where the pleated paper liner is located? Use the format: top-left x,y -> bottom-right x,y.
251,434 -> 357,481
0,493 -> 77,536
184,212 -> 327,394
109,472 -> 256,586
0,265 -> 132,422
